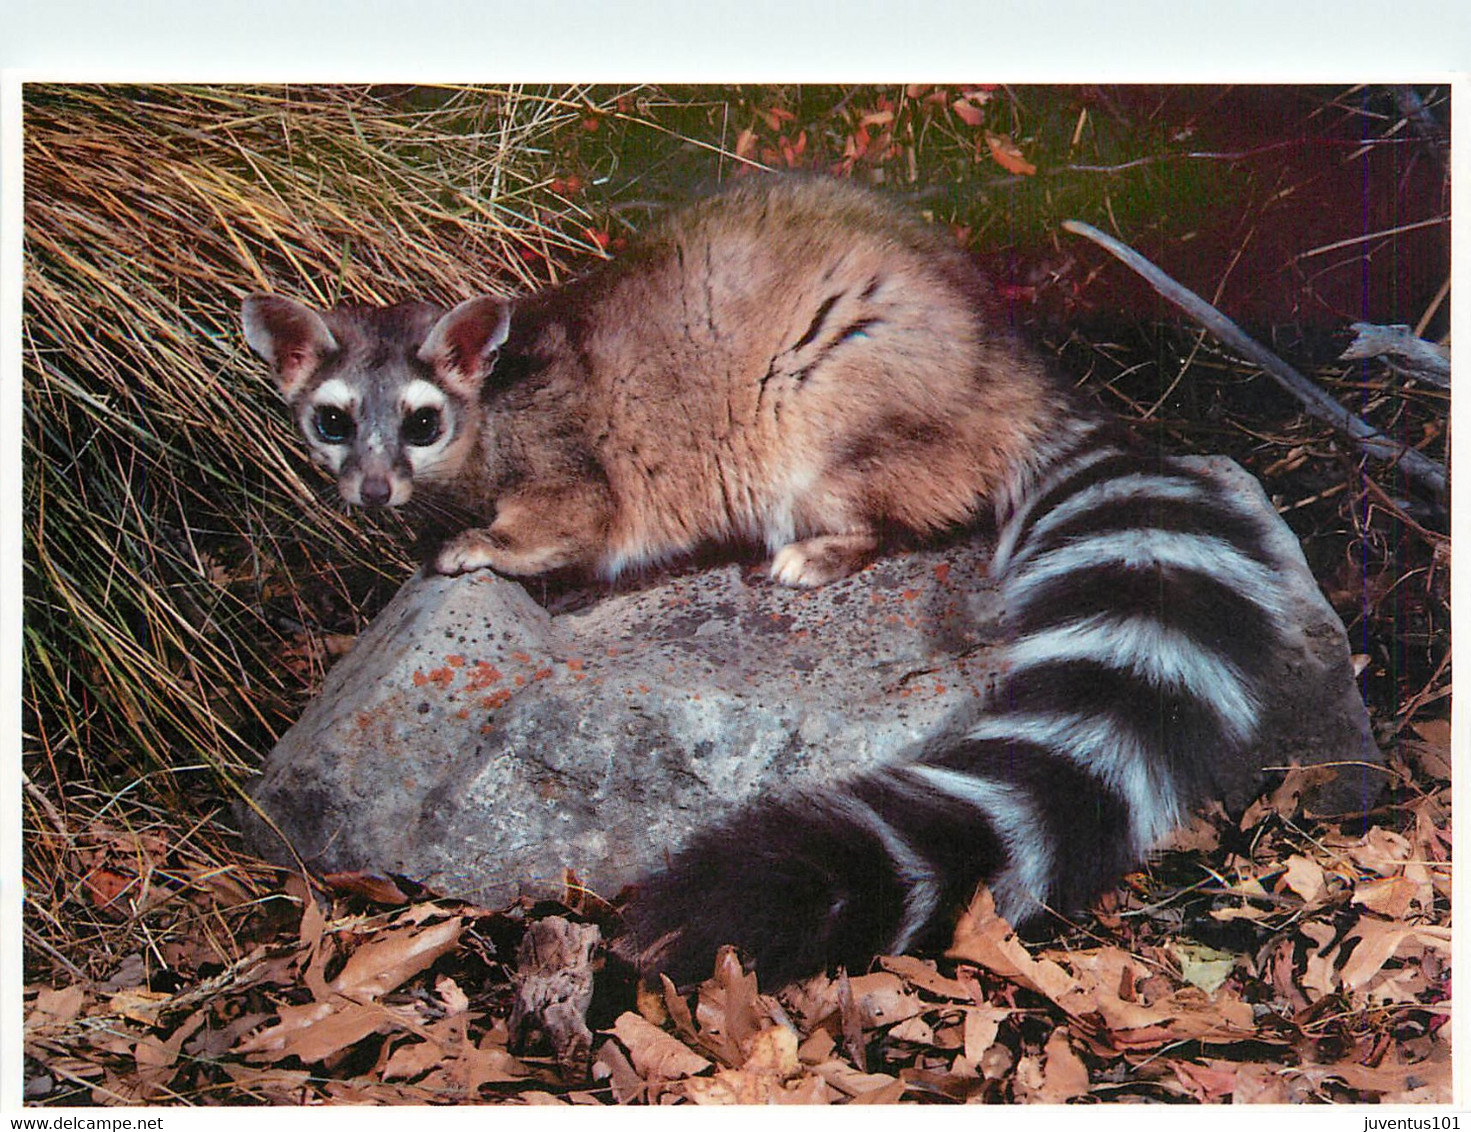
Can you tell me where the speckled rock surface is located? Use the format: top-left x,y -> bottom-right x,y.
238,457 -> 1383,906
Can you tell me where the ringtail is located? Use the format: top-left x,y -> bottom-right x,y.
243,176 -> 1297,986
242,176 -> 1077,587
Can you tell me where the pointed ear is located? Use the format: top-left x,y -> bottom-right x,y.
418,297 -> 512,399
241,294 -> 339,401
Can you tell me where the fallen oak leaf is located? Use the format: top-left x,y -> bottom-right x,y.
947,889 -> 1074,1002
458,1033 -> 539,1093
851,1077 -> 908,1104
382,1036 -> 448,1082
322,870 -> 413,904
951,99 -> 986,127
984,132 -> 1037,176
1169,941 -> 1238,995
327,915 -> 463,1000
235,999 -> 386,1063
740,1023 -> 800,1077
846,971 -> 925,1029
236,914 -> 464,1064
808,1059 -> 903,1099
796,1026 -> 836,1066
298,895 -> 331,1002
1281,854 -> 1328,905
1173,1058 -> 1240,1103
592,1038 -> 647,1105
679,1026 -> 809,1105
608,1011 -> 712,1082
128,1008 -> 208,1101
1036,1028 -> 1091,1102
694,946 -> 760,1065
681,1067 -> 837,1105
962,1004 -> 1010,1063
1352,875 -> 1424,918
25,984 -> 87,1035
888,1016 -> 936,1044
1339,918 -> 1450,991
879,954 -> 974,1000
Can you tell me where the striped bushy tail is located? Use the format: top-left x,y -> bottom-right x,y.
622,422 -> 1288,988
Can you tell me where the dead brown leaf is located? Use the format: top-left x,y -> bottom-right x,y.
26,984 -> 87,1035
1036,1028 -> 1091,1102
984,132 -> 1037,176
1281,854 -> 1329,905
328,914 -> 463,1000
879,954 -> 973,999
1173,1058 -> 1240,1102
947,889 -> 1073,1000
693,946 -> 760,1065
608,1011 -> 713,1082
846,971 -> 924,1028
808,1058 -> 902,1099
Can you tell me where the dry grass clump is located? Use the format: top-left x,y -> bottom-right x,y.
21,83 -> 629,987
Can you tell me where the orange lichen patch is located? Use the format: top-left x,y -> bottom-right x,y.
510,651 -> 533,665
533,668 -> 554,681
446,655 -> 466,668
902,588 -> 921,602
463,662 -> 504,692
933,562 -> 952,585
480,690 -> 514,711
412,667 -> 456,690
566,659 -> 585,673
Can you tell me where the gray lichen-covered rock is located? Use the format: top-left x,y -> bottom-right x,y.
238,457 -> 1384,906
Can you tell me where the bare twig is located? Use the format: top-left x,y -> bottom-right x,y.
1340,323 -> 1450,390
1061,220 -> 1448,502
1294,215 -> 1448,261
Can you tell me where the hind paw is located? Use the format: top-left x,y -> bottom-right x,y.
769,533 -> 878,587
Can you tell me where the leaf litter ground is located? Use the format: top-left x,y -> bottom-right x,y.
22,84 -> 1450,1105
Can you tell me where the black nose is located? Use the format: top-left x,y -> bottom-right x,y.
359,476 -> 392,506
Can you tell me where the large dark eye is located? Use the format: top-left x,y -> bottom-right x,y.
402,406 -> 443,447
313,406 -> 354,445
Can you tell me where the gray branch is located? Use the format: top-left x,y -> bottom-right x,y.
1062,220 -> 1447,501
1340,322 -> 1451,390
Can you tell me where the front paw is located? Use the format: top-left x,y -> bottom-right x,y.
433,528 -> 583,578
769,533 -> 878,587
433,530 -> 504,576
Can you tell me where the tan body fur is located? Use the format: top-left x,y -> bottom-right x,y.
244,177 -> 1073,586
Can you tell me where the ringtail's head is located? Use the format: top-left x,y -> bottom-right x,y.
241,294 -> 512,506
